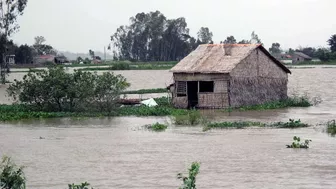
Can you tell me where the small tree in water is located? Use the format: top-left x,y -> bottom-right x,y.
0,156 -> 26,189
7,66 -> 130,112
177,162 -> 200,189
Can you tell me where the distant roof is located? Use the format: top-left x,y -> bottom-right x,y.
170,44 -> 291,74
294,52 -> 312,59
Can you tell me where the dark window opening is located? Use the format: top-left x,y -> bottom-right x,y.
199,81 -> 214,93
177,93 -> 186,97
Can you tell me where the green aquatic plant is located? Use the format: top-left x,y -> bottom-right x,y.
203,121 -> 265,131
68,182 -> 93,189
271,119 -> 309,128
177,162 -> 200,189
0,156 -> 26,189
145,122 -> 168,132
326,120 -> 336,136
121,88 -> 168,94
173,110 -> 202,126
286,136 -> 312,149
231,96 -> 313,112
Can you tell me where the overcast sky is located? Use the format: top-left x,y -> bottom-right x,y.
11,0 -> 335,53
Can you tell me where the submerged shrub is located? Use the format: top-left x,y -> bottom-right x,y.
286,136 -> 312,149
177,162 -> 200,189
0,156 -> 26,189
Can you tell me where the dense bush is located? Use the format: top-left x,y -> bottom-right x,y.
7,66 -> 130,112
110,62 -> 130,70
0,156 -> 26,189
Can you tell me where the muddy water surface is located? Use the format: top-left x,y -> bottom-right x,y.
1,67 -> 336,188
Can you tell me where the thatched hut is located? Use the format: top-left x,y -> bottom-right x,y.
169,44 -> 291,109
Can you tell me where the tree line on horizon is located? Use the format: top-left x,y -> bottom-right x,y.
109,10 -> 264,62
1,8 -> 336,65
110,10 -> 336,62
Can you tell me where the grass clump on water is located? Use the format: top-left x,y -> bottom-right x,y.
271,119 -> 309,128
203,119 -> 309,131
326,120 -> 336,136
203,121 -> 265,131
233,96 -> 312,111
145,122 -> 168,132
173,110 -> 203,125
122,88 -> 168,94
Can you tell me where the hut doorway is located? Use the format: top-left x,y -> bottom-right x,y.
187,81 -> 198,108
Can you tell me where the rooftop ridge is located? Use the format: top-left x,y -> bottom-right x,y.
200,44 -> 261,47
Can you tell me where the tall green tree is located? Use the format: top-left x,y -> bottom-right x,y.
110,11 -> 198,61
223,36 -> 237,44
89,49 -> 95,59
15,44 -> 34,64
288,48 -> 295,55
328,34 -> 336,52
269,43 -> 282,54
0,0 -> 28,83
197,27 -> 213,44
33,36 -> 56,55
250,31 -> 262,45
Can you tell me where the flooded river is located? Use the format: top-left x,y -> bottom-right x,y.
1,67 -> 336,188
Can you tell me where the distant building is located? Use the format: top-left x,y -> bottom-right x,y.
273,53 -> 292,64
33,55 -> 55,64
33,55 -> 69,64
292,52 -> 312,64
54,55 -> 69,64
5,55 -> 15,65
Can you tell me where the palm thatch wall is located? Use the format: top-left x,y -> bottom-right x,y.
229,48 -> 288,107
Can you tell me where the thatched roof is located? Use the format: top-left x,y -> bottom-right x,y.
294,52 -> 312,60
170,44 -> 291,74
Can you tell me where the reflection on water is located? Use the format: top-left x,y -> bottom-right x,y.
1,68 -> 336,188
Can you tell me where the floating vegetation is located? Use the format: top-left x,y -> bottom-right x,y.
271,119 -> 309,128
203,119 -> 309,131
173,110 -> 203,125
145,122 -> 168,132
286,136 -> 312,149
203,121 -> 265,131
121,88 -> 168,94
235,96 -> 312,111
68,182 -> 93,189
326,120 -> 336,137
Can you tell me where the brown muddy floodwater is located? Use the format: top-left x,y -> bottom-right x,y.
1,67 -> 336,188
